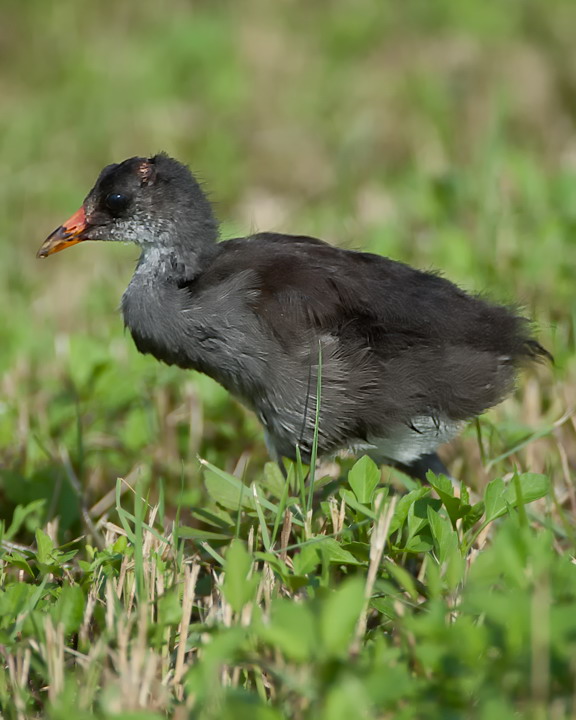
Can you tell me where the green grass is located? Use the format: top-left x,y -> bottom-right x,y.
1,0 -> 576,717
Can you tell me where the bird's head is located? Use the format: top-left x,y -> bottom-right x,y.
37,153 -> 218,259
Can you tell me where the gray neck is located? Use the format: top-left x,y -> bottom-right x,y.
132,236 -> 218,285
133,244 -> 187,282
127,202 -> 219,284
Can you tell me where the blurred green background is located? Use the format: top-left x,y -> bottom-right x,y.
1,0 -> 575,536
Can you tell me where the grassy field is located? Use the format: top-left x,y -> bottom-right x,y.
1,1 -> 576,717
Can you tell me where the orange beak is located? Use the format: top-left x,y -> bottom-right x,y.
37,207 -> 89,258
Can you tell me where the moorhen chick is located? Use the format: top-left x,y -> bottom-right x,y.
37,154 -> 548,481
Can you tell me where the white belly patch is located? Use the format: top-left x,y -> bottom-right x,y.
350,415 -> 463,465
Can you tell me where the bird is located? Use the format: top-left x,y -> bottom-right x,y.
37,153 -> 549,482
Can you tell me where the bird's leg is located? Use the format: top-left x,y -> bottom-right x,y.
396,451 -> 452,483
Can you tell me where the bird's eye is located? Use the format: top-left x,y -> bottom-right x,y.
105,193 -> 130,214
